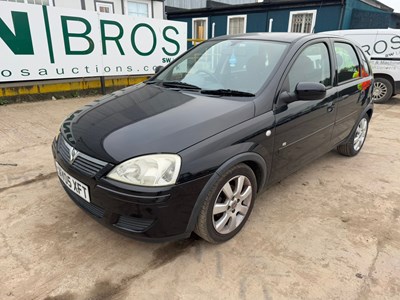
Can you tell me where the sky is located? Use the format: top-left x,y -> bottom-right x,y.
378,0 -> 400,12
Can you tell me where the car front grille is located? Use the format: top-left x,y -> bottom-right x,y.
58,137 -> 108,177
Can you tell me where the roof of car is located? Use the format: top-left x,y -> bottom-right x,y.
211,32 -> 330,43
322,28 -> 400,35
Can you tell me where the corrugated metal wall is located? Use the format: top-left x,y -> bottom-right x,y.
350,9 -> 391,29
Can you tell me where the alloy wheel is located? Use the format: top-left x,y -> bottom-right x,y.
353,118 -> 368,151
212,175 -> 252,235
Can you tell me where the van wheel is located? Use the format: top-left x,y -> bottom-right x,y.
194,164 -> 257,243
373,77 -> 393,103
337,115 -> 370,157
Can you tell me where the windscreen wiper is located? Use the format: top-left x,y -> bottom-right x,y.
201,89 -> 255,97
162,81 -> 201,90
145,80 -> 159,84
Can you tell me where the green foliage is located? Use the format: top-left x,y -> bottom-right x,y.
0,99 -> 9,105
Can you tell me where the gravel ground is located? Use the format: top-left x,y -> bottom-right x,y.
0,95 -> 399,300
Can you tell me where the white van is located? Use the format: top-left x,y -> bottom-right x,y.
324,29 -> 400,103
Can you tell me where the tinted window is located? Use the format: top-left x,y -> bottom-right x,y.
287,43 -> 331,92
334,42 -> 360,83
357,47 -> 371,76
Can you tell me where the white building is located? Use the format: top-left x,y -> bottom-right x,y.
0,0 -> 165,19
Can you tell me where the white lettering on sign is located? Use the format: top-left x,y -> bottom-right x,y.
0,2 -> 187,82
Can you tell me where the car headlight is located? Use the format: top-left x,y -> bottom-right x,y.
107,154 -> 181,187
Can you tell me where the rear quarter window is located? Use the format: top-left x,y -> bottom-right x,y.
357,47 -> 371,76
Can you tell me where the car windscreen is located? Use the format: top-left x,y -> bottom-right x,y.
153,39 -> 289,95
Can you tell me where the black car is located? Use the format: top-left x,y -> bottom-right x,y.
53,33 -> 373,243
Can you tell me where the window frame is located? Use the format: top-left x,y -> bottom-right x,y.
127,0 -> 150,18
95,0 -> 115,14
192,17 -> 208,42
274,40 -> 334,106
227,15 -> 247,35
334,41 -> 362,85
288,9 -> 317,33
285,41 -> 333,93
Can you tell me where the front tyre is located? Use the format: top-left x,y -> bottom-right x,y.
337,115 -> 370,157
194,164 -> 257,243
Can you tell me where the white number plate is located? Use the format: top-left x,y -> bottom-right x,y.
55,161 -> 90,202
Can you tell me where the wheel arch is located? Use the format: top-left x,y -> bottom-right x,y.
215,153 -> 267,193
342,104 -> 373,146
185,152 -> 268,234
366,108 -> 373,120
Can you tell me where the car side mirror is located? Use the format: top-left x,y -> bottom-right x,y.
278,82 -> 326,106
295,82 -> 326,101
154,65 -> 163,74
278,91 -> 296,104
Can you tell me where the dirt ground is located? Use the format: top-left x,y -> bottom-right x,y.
0,95 -> 399,300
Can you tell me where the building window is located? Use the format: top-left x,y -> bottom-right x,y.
288,10 -> 317,33
227,15 -> 247,35
192,17 -> 208,41
95,1 -> 114,13
2,0 -> 54,5
128,1 -> 149,18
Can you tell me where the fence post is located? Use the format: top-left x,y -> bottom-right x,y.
100,76 -> 106,95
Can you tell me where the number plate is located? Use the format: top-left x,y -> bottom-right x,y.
55,161 -> 90,202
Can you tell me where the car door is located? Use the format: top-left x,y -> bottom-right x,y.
269,40 -> 338,182
330,40 -> 372,145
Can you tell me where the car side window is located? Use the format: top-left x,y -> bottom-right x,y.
334,42 -> 361,83
287,43 -> 332,92
357,47 -> 371,76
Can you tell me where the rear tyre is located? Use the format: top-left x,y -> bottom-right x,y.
373,77 -> 393,103
194,164 -> 257,243
337,115 -> 370,157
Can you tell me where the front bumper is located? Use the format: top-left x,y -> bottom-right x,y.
52,137 -> 211,242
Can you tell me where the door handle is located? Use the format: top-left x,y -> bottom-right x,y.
327,102 -> 335,113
